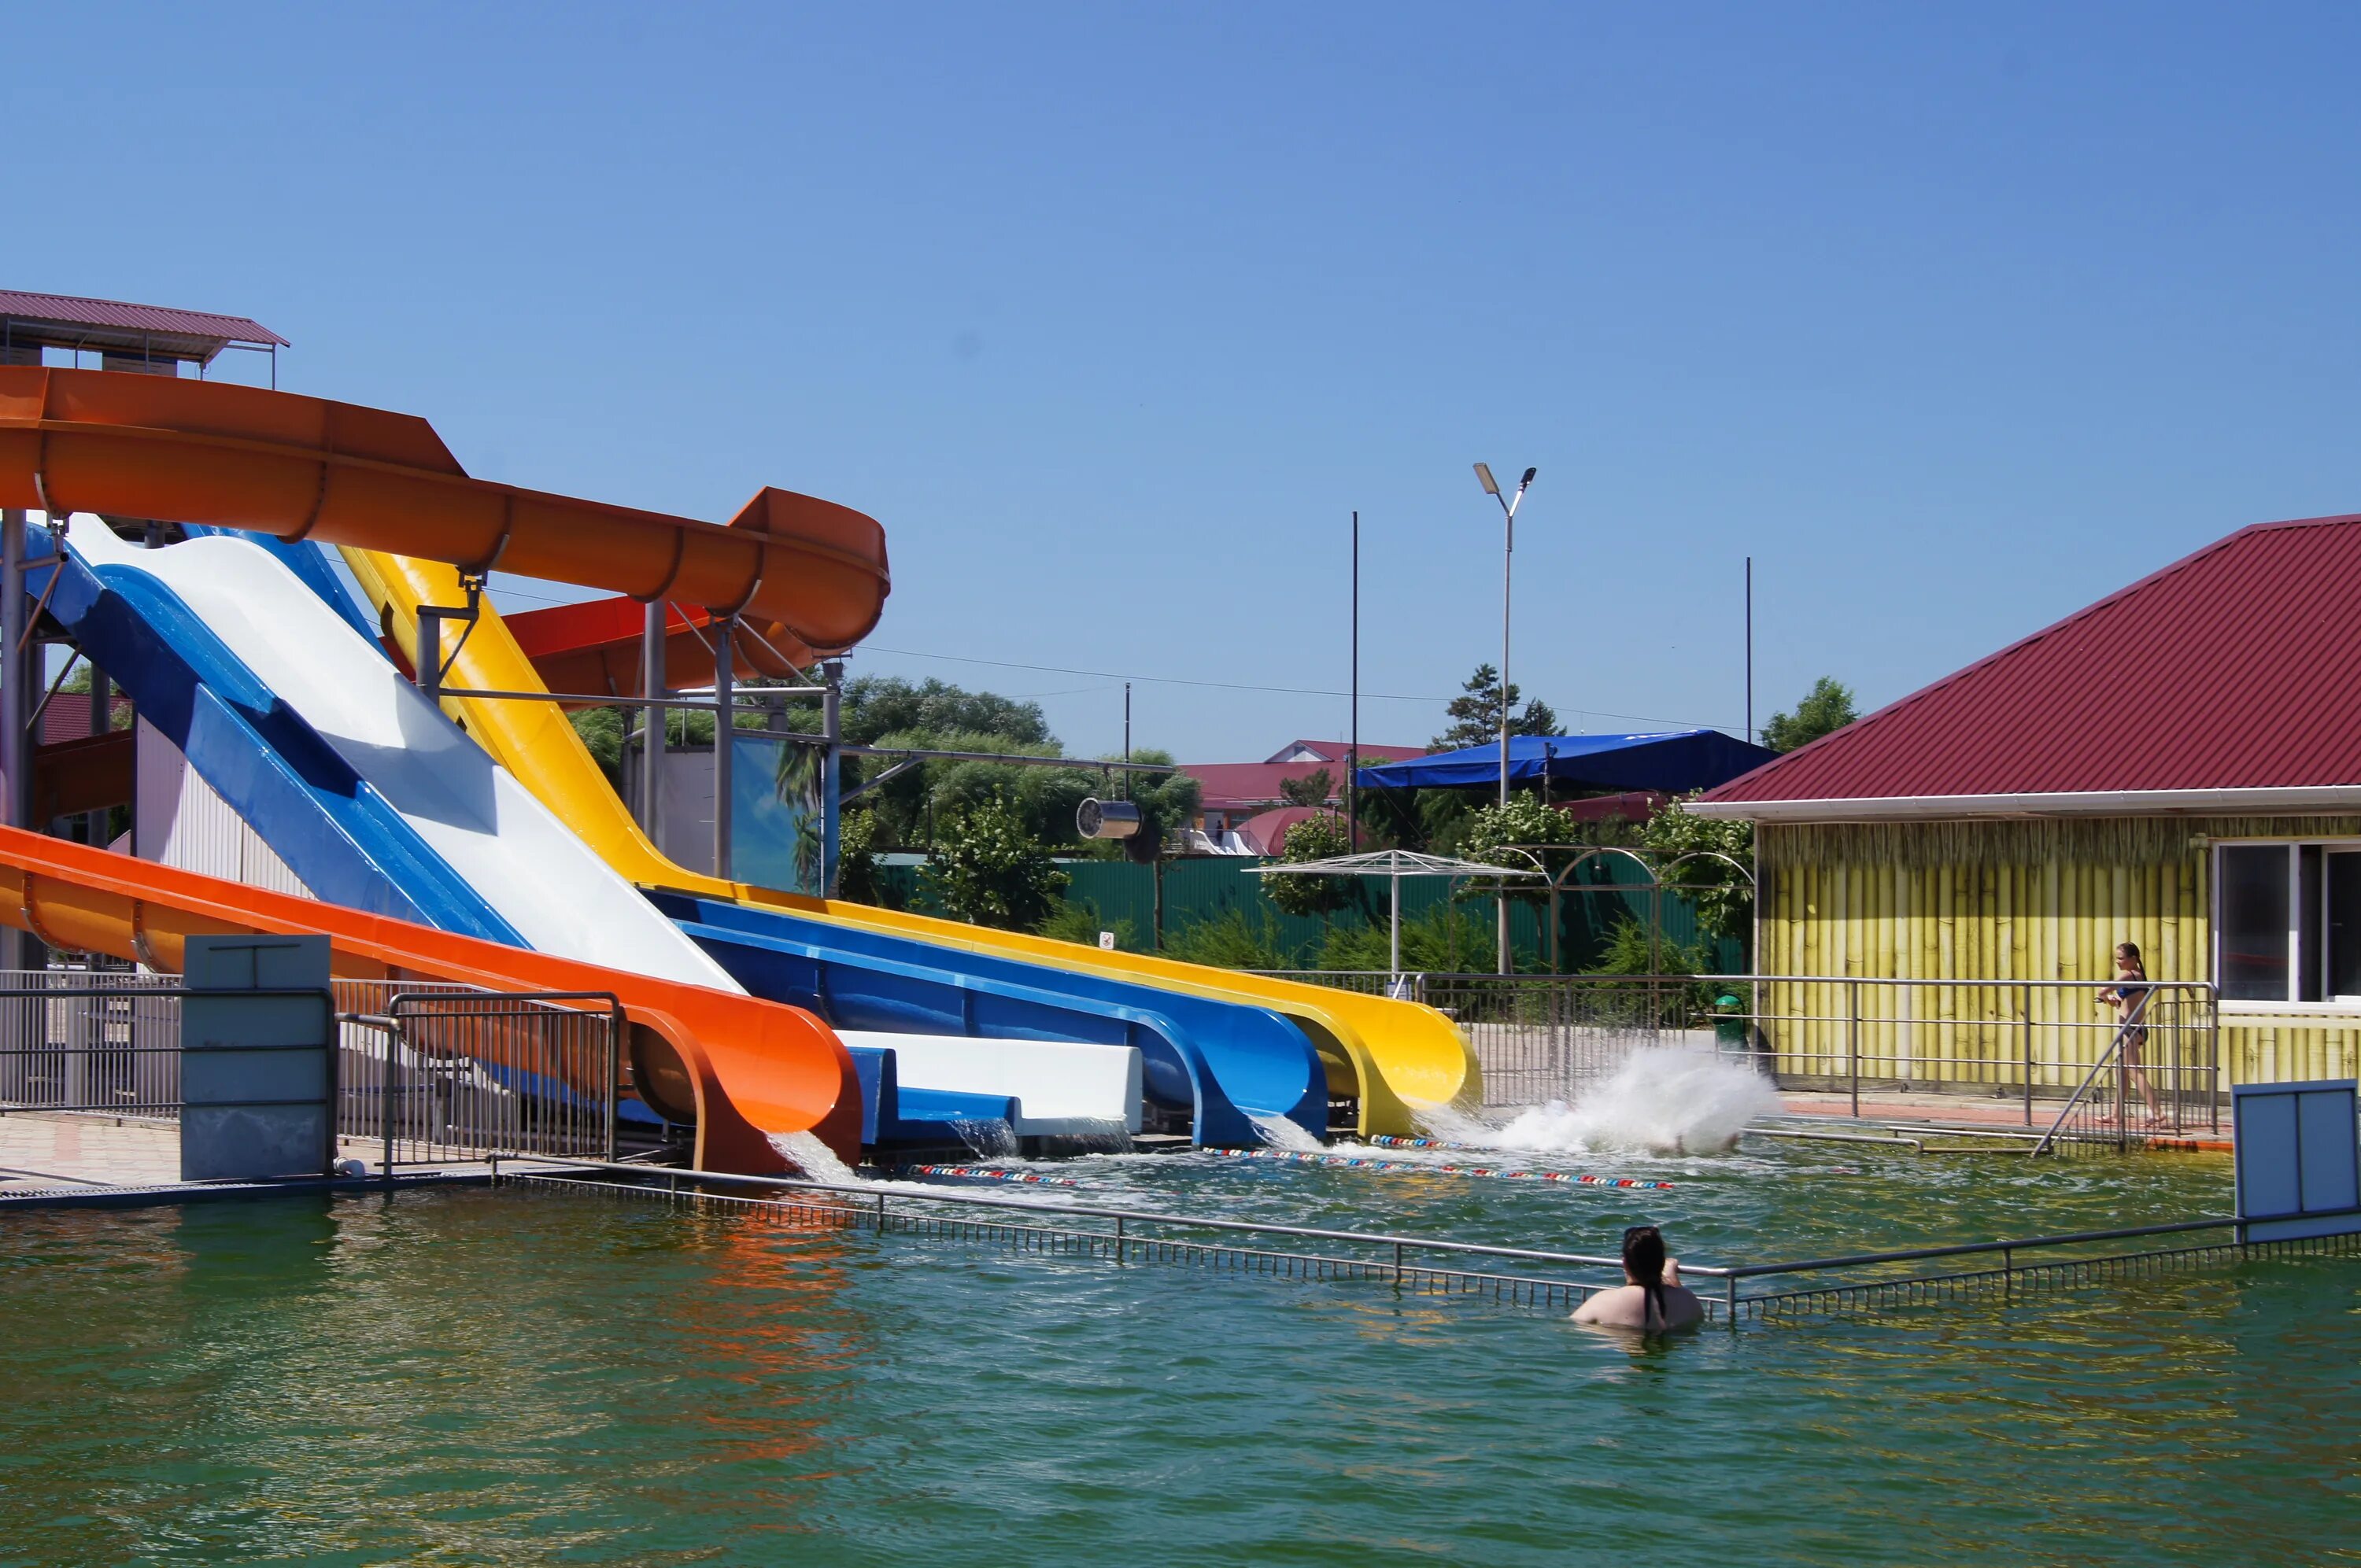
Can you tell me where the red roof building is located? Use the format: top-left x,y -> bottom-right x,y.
1183,739 -> 1426,830
1695,511 -> 2361,1101
1698,513 -> 2361,820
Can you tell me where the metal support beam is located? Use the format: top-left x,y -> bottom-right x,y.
822,658 -> 843,897
712,613 -> 733,880
84,666 -> 110,845
1,510 -> 31,970
638,600 -> 665,844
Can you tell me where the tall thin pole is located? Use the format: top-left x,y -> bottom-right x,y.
0,511 -> 28,972
1349,511 -> 1359,852
712,614 -> 733,880
1745,555 -> 1754,743
822,659 -> 844,895
1497,497 -> 1514,975
1121,681 -> 1131,799
638,600 -> 665,844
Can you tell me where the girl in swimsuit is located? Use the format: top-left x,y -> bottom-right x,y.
1572,1224 -> 1703,1331
2097,941 -> 2166,1125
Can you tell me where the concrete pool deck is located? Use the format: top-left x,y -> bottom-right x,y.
0,1112 -> 514,1205
1775,1089 -> 2234,1150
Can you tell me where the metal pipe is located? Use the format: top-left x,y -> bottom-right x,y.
1,511 -> 27,972
638,600 -> 664,842
1349,510 -> 1359,853
712,612 -> 733,880
822,658 -> 843,896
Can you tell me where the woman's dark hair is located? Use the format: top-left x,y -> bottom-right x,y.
2116,941 -> 2145,977
1623,1225 -> 1668,1328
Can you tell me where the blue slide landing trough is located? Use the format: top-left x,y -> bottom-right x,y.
652,890 -> 1328,1148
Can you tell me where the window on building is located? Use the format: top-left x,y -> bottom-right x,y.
2218,843 -> 2361,1004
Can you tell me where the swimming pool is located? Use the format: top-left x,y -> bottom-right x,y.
2,1142 -> 2352,1565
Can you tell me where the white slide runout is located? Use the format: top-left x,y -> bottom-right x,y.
841,1031 -> 1145,1135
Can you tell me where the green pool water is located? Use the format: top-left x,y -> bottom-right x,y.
2,1144 -> 2355,1566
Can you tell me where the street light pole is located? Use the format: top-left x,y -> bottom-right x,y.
1474,463 -> 1537,975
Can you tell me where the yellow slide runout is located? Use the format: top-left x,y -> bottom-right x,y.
342,548 -> 1480,1134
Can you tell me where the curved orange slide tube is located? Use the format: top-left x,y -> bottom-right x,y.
0,367 -> 889,650
0,825 -> 859,1173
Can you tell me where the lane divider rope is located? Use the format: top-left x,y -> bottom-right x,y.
890,1163 -> 1083,1189
1210,1146 -> 1672,1190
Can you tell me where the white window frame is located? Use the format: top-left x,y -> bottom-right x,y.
2214,837 -> 2361,1013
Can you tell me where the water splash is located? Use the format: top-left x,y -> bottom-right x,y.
1421,1049 -> 1779,1155
1245,1112 -> 1325,1151
767,1131 -> 859,1185
950,1119 -> 1018,1160
1036,1120 -> 1135,1157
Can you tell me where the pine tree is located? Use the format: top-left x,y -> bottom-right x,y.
1431,663 -> 1560,751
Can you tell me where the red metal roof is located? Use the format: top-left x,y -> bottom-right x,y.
1704,513 -> 2361,806
0,290 -> 288,352
1184,742 -> 1427,814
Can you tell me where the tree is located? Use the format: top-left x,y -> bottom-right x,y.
1431,663 -> 1559,751
1461,794 -> 1581,906
1761,677 -> 1857,752
1265,813 -> 1354,918
917,789 -> 1069,930
835,807 -> 885,906
1640,795 -> 1755,946
1276,767 -> 1334,809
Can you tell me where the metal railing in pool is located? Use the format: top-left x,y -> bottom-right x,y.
333,982 -> 625,1169
497,1158 -> 2361,1323
0,968 -> 623,1167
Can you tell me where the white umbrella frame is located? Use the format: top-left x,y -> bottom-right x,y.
1254,850 -> 1544,985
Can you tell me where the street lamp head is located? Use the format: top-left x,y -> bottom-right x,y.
1518,467 -> 1537,491
1473,462 -> 1500,497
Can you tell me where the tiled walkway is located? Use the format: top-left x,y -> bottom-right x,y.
0,1114 -> 180,1189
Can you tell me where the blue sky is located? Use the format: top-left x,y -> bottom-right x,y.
15,3 -> 2359,760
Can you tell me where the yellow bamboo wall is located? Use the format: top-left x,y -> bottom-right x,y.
1758,816 -> 2361,1088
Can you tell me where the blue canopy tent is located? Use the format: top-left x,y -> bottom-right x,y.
1354,730 -> 1776,795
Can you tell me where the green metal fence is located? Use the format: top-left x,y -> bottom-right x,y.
870,853 -> 1740,972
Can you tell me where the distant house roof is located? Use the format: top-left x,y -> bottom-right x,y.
1233,806 -> 1330,855
0,290 -> 287,365
1262,739 -> 1426,766
1695,513 -> 2361,821
1358,732 -> 1775,795
1183,740 -> 1427,814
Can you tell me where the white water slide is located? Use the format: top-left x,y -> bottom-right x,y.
62,518 -> 1139,1134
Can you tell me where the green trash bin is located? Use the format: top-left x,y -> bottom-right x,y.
1713,991 -> 1746,1047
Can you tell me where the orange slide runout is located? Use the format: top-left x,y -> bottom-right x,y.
0,367 -> 890,651
0,825 -> 858,1173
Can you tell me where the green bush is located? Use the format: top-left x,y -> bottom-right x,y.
1036,897 -> 1141,952
918,790 -> 1069,930
1164,906 -> 1295,970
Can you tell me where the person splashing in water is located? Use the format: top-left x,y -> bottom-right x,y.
1572,1224 -> 1704,1332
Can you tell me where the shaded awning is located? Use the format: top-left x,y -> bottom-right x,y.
1354,731 -> 1775,795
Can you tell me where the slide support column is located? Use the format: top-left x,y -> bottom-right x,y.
639,600 -> 665,846
712,614 -> 733,880
822,658 -> 843,896
1,509 -> 31,971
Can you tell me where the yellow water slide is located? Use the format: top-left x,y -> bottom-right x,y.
342,549 -> 1478,1134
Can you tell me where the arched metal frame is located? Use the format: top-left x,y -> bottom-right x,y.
1495,843 -> 1757,974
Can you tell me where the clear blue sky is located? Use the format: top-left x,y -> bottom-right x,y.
15,3 -> 2359,761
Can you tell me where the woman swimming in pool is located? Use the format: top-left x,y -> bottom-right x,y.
1571,1224 -> 1704,1331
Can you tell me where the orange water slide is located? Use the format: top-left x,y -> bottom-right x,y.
0,367 -> 889,650
0,825 -> 859,1172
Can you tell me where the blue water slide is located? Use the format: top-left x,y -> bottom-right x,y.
652,890 -> 1328,1147
846,1048 -> 1023,1146
177,525 -> 385,651
24,533 -> 522,942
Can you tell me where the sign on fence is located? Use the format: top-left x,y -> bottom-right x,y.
2234,1079 -> 2361,1242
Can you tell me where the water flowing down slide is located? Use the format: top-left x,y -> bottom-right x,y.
345,549 -> 1479,1135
